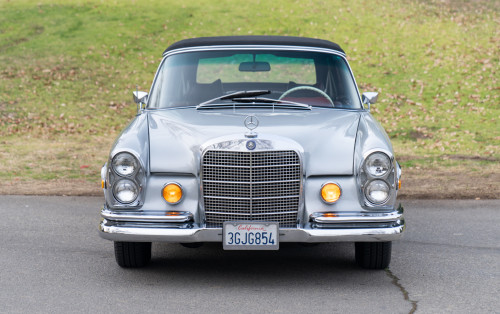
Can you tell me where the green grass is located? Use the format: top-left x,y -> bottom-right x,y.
0,0 -> 498,183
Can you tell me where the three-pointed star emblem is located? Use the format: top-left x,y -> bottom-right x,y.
244,115 -> 259,131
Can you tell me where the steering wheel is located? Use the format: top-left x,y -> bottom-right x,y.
278,86 -> 334,106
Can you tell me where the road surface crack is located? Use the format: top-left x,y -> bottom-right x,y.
386,268 -> 418,314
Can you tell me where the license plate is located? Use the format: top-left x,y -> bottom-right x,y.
223,222 -> 279,250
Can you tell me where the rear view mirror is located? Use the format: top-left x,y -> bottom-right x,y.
239,61 -> 271,72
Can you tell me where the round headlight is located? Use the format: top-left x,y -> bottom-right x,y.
364,152 -> 391,177
113,179 -> 139,203
112,152 -> 138,176
364,180 -> 390,204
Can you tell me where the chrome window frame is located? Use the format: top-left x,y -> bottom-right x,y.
145,45 -> 364,111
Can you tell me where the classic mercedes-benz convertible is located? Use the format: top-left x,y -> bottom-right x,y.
99,36 -> 404,269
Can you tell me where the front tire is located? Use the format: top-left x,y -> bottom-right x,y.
355,242 -> 392,269
114,241 -> 152,268
180,242 -> 203,248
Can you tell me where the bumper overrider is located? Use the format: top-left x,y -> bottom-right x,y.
99,205 -> 405,243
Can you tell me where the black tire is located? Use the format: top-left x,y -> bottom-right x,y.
355,241 -> 392,269
114,241 -> 152,268
180,242 -> 203,248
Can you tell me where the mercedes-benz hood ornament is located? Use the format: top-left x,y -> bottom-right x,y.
244,115 -> 259,138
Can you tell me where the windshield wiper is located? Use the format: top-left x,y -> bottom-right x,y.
197,91 -> 311,110
228,97 -> 311,110
197,90 -> 271,108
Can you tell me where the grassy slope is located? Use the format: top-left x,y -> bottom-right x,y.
0,0 -> 498,196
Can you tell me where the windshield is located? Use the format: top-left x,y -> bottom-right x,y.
148,50 -> 362,109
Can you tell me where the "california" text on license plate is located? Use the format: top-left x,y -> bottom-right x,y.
223,222 -> 279,250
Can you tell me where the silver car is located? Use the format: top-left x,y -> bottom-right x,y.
99,36 -> 404,269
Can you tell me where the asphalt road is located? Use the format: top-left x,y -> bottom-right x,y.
0,196 -> 498,314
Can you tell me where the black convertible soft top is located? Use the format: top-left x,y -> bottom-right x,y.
164,36 -> 344,54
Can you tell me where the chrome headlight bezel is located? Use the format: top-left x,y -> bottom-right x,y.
358,149 -> 397,208
105,150 -> 146,208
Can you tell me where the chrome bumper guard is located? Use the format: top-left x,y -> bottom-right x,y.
99,206 -> 405,243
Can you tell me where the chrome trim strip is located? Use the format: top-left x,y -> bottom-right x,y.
163,45 -> 347,58
310,208 -> 403,224
98,218 -> 404,242
101,208 -> 193,223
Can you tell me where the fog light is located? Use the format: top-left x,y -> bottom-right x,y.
162,183 -> 183,204
321,183 -> 341,203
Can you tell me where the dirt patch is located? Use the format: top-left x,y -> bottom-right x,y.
398,155 -> 499,162
1,169 -> 498,199
415,0 -> 500,13
398,168 -> 500,199
408,130 -> 432,140
0,179 -> 102,197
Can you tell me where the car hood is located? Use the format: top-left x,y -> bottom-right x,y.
147,108 -> 360,176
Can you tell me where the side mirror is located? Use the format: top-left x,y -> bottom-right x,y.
133,91 -> 148,104
362,92 -> 378,111
133,91 -> 148,114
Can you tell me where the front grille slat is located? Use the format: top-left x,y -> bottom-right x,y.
203,179 -> 300,184
206,211 -> 298,216
204,195 -> 300,200
203,163 -> 300,168
202,150 -> 301,228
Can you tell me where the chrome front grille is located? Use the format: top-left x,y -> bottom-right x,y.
202,150 -> 301,228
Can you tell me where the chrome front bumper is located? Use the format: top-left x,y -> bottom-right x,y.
99,206 -> 405,243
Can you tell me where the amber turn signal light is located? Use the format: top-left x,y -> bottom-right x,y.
322,212 -> 337,218
321,183 -> 341,203
162,183 -> 183,204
